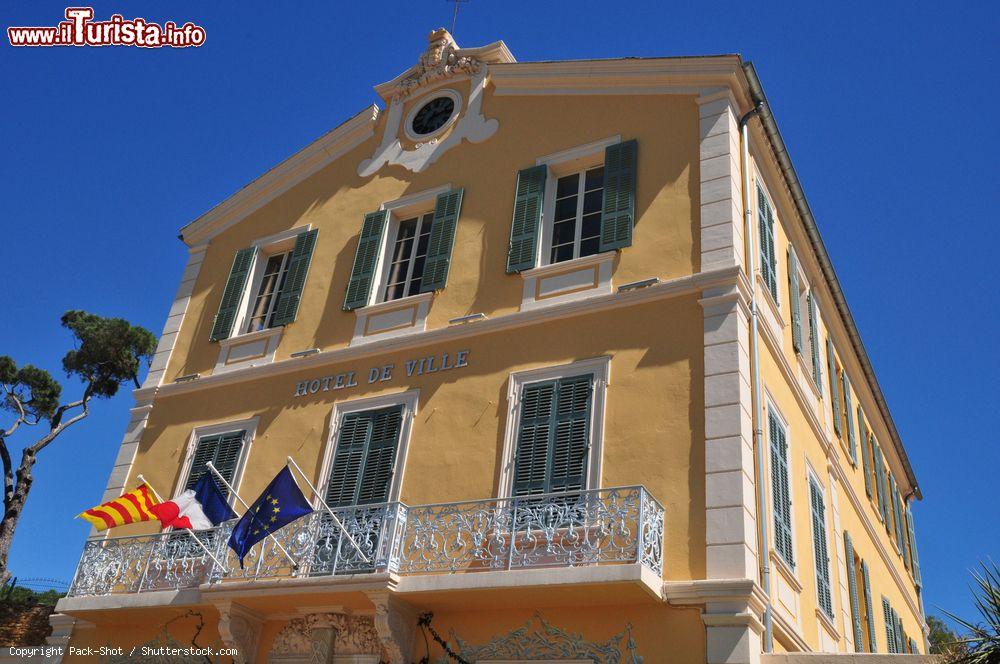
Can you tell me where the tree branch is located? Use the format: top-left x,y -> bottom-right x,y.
27,383 -> 93,456
0,442 -> 12,515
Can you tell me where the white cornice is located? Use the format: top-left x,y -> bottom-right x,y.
374,39 -> 516,101
178,105 -> 379,246
135,265 -> 741,402
489,56 -> 749,104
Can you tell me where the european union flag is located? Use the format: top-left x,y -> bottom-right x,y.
227,466 -> 312,568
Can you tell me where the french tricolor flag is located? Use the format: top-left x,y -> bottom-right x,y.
150,474 -> 237,530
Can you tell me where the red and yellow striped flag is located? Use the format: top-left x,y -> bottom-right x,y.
77,484 -> 160,531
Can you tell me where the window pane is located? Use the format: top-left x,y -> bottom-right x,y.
246,254 -> 287,333
554,196 -> 577,222
581,212 -> 601,240
585,166 -> 604,191
579,237 -> 600,258
556,174 -> 578,198
583,190 -> 603,215
552,219 -> 576,247
551,243 -> 574,264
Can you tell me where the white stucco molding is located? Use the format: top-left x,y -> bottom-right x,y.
358,29 -> 510,176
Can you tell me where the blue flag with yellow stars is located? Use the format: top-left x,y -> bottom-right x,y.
227,466 -> 312,568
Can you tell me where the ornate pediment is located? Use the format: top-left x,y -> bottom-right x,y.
358,29 -> 513,176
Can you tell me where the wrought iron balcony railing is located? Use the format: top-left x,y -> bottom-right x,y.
67,485 -> 664,597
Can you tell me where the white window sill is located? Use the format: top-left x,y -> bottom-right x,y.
771,549 -> 803,593
816,606 -> 840,642
519,252 -> 614,311
756,273 -> 785,342
215,327 -> 283,375
351,292 -> 433,346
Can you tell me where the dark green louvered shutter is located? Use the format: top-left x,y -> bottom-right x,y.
893,608 -> 903,654
909,638 -> 918,654
769,411 -> 794,567
599,139 -> 637,252
513,380 -> 556,496
844,373 -> 857,465
873,438 -> 889,524
549,375 -> 593,493
889,473 -> 906,559
859,411 -> 873,498
185,430 -> 246,495
809,477 -> 833,618
828,339 -> 842,438
845,533 -> 864,651
883,598 -> 897,653
900,497 -> 911,570
862,561 -> 877,652
758,187 -> 777,300
807,293 -> 822,388
788,248 -> 803,353
506,165 -> 546,273
271,229 -> 318,326
325,406 -> 403,507
906,505 -> 922,587
420,188 -> 464,293
210,246 -> 258,341
513,375 -> 593,497
343,210 -> 388,311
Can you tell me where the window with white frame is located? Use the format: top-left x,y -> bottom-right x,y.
381,211 -> 434,302
177,417 -> 258,504
757,184 -> 778,301
502,358 -> 609,498
548,165 -> 605,264
244,250 -> 292,333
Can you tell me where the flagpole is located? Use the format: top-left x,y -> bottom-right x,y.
204,462 -> 299,569
286,456 -> 370,562
136,475 -> 228,573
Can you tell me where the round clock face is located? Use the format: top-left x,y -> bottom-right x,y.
410,96 -> 456,136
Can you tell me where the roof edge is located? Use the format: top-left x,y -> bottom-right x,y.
740,62 -> 921,499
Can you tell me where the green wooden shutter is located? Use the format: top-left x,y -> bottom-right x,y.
909,638 -> 918,654
325,406 -> 403,507
788,248 -> 803,353
892,608 -> 903,654
343,210 -> 388,311
210,246 -> 258,341
506,165 -> 546,273
271,229 -> 318,326
549,375 -> 593,493
906,505 -> 922,587
890,476 -> 905,553
513,375 -> 593,497
828,339 -> 842,438
185,430 -> 246,496
769,411 -> 794,567
420,188 -> 464,292
862,561 -> 876,652
599,139 -> 638,252
844,374 -> 857,465
809,477 -> 833,618
859,411 -> 873,498
512,380 -> 556,497
873,438 -> 889,524
883,598 -> 897,653
758,187 -> 777,300
844,533 -> 864,651
807,293 -> 822,388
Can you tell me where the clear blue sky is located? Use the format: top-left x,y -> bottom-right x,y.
1,0 -> 996,627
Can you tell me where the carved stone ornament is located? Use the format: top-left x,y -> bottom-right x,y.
268,612 -> 383,664
357,28 -> 504,176
366,591 -> 417,664
445,612 -> 644,664
216,601 -> 264,664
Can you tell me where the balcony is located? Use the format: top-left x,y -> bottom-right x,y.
66,486 -> 664,598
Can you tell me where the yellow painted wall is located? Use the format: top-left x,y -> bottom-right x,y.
750,148 -> 923,652
126,297 -> 706,581
165,91 -> 699,381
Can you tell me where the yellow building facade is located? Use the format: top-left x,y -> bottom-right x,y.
51,30 -> 927,664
